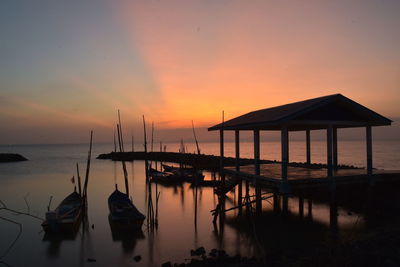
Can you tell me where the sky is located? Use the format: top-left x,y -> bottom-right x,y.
0,0 -> 399,144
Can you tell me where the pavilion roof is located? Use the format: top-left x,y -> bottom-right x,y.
208,94 -> 392,131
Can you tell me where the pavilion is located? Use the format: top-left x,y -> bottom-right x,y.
208,94 -> 392,191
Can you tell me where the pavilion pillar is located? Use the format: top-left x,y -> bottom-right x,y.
306,129 -> 311,165
333,127 -> 338,169
235,130 -> 242,214
281,127 -> 289,183
220,129 -> 225,183
366,126 -> 373,175
254,130 -> 262,213
254,130 -> 260,175
327,125 -> 333,178
235,130 -> 240,172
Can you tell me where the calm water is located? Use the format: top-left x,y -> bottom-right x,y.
0,141 -> 399,266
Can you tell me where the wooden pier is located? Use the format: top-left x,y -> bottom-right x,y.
97,151 -> 274,170
208,94 -> 397,213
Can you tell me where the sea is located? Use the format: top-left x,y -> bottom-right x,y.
0,140 -> 399,266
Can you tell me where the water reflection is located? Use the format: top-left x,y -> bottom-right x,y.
108,215 -> 145,254
3,144 -> 398,266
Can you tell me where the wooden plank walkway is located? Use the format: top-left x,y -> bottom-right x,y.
224,163 -> 400,190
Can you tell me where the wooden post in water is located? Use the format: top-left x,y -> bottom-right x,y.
83,130 -> 93,201
118,110 -> 125,152
143,115 -> 149,182
132,134 -> 135,152
192,120 -> 201,155
113,131 -> 117,153
76,163 -> 82,196
366,126 -> 373,175
117,123 -> 129,196
306,129 -> 311,165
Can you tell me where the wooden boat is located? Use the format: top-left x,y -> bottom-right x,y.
41,191 -> 83,233
162,164 -> 194,173
108,187 -> 145,230
161,164 -> 204,182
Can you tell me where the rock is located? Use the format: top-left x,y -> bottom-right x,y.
161,261 -> 173,267
133,255 -> 142,262
194,247 -> 206,256
0,153 -> 28,162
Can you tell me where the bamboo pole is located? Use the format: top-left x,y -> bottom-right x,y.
143,115 -> 149,181
118,110 -> 125,152
113,131 -> 117,153
117,123 -> 129,196
192,120 -> 201,155
83,130 -> 93,202
76,163 -> 82,196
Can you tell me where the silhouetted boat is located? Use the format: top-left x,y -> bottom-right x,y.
108,187 -> 145,230
161,164 -> 204,182
162,164 -> 194,173
42,191 -> 83,233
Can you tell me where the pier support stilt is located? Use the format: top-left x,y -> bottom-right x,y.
308,198 -> 313,219
238,179 -> 243,215
273,193 -> 280,212
299,193 -> 304,218
306,129 -> 311,165
282,194 -> 288,214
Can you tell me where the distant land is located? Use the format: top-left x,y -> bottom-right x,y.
0,153 -> 28,162
0,118 -> 398,145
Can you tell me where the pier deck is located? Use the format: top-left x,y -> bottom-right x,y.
224,164 -> 400,190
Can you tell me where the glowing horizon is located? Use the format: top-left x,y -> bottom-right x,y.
1,1 -> 399,144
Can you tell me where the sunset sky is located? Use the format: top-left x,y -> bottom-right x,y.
1,0 -> 399,144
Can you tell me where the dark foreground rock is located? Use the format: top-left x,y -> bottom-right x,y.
0,153 -> 28,162
168,248 -> 264,267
